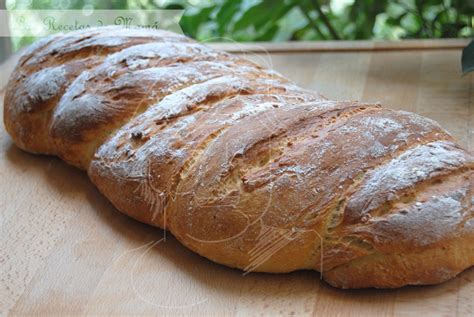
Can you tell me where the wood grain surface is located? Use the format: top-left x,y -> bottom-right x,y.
0,40 -> 473,316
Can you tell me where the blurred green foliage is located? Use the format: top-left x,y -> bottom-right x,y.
6,0 -> 474,47
462,40 -> 474,74
177,0 -> 473,41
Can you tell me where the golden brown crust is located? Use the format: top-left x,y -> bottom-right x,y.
4,27 -> 189,154
3,27 -> 473,288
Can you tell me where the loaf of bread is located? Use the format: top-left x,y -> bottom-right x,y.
4,27 -> 473,288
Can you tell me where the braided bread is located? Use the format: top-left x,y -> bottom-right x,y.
4,27 -> 473,288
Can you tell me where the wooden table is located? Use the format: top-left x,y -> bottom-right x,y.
1,39 -> 473,316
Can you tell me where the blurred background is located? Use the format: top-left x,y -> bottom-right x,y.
0,0 -> 473,62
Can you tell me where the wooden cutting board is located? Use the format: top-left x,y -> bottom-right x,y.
1,39 -> 473,316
